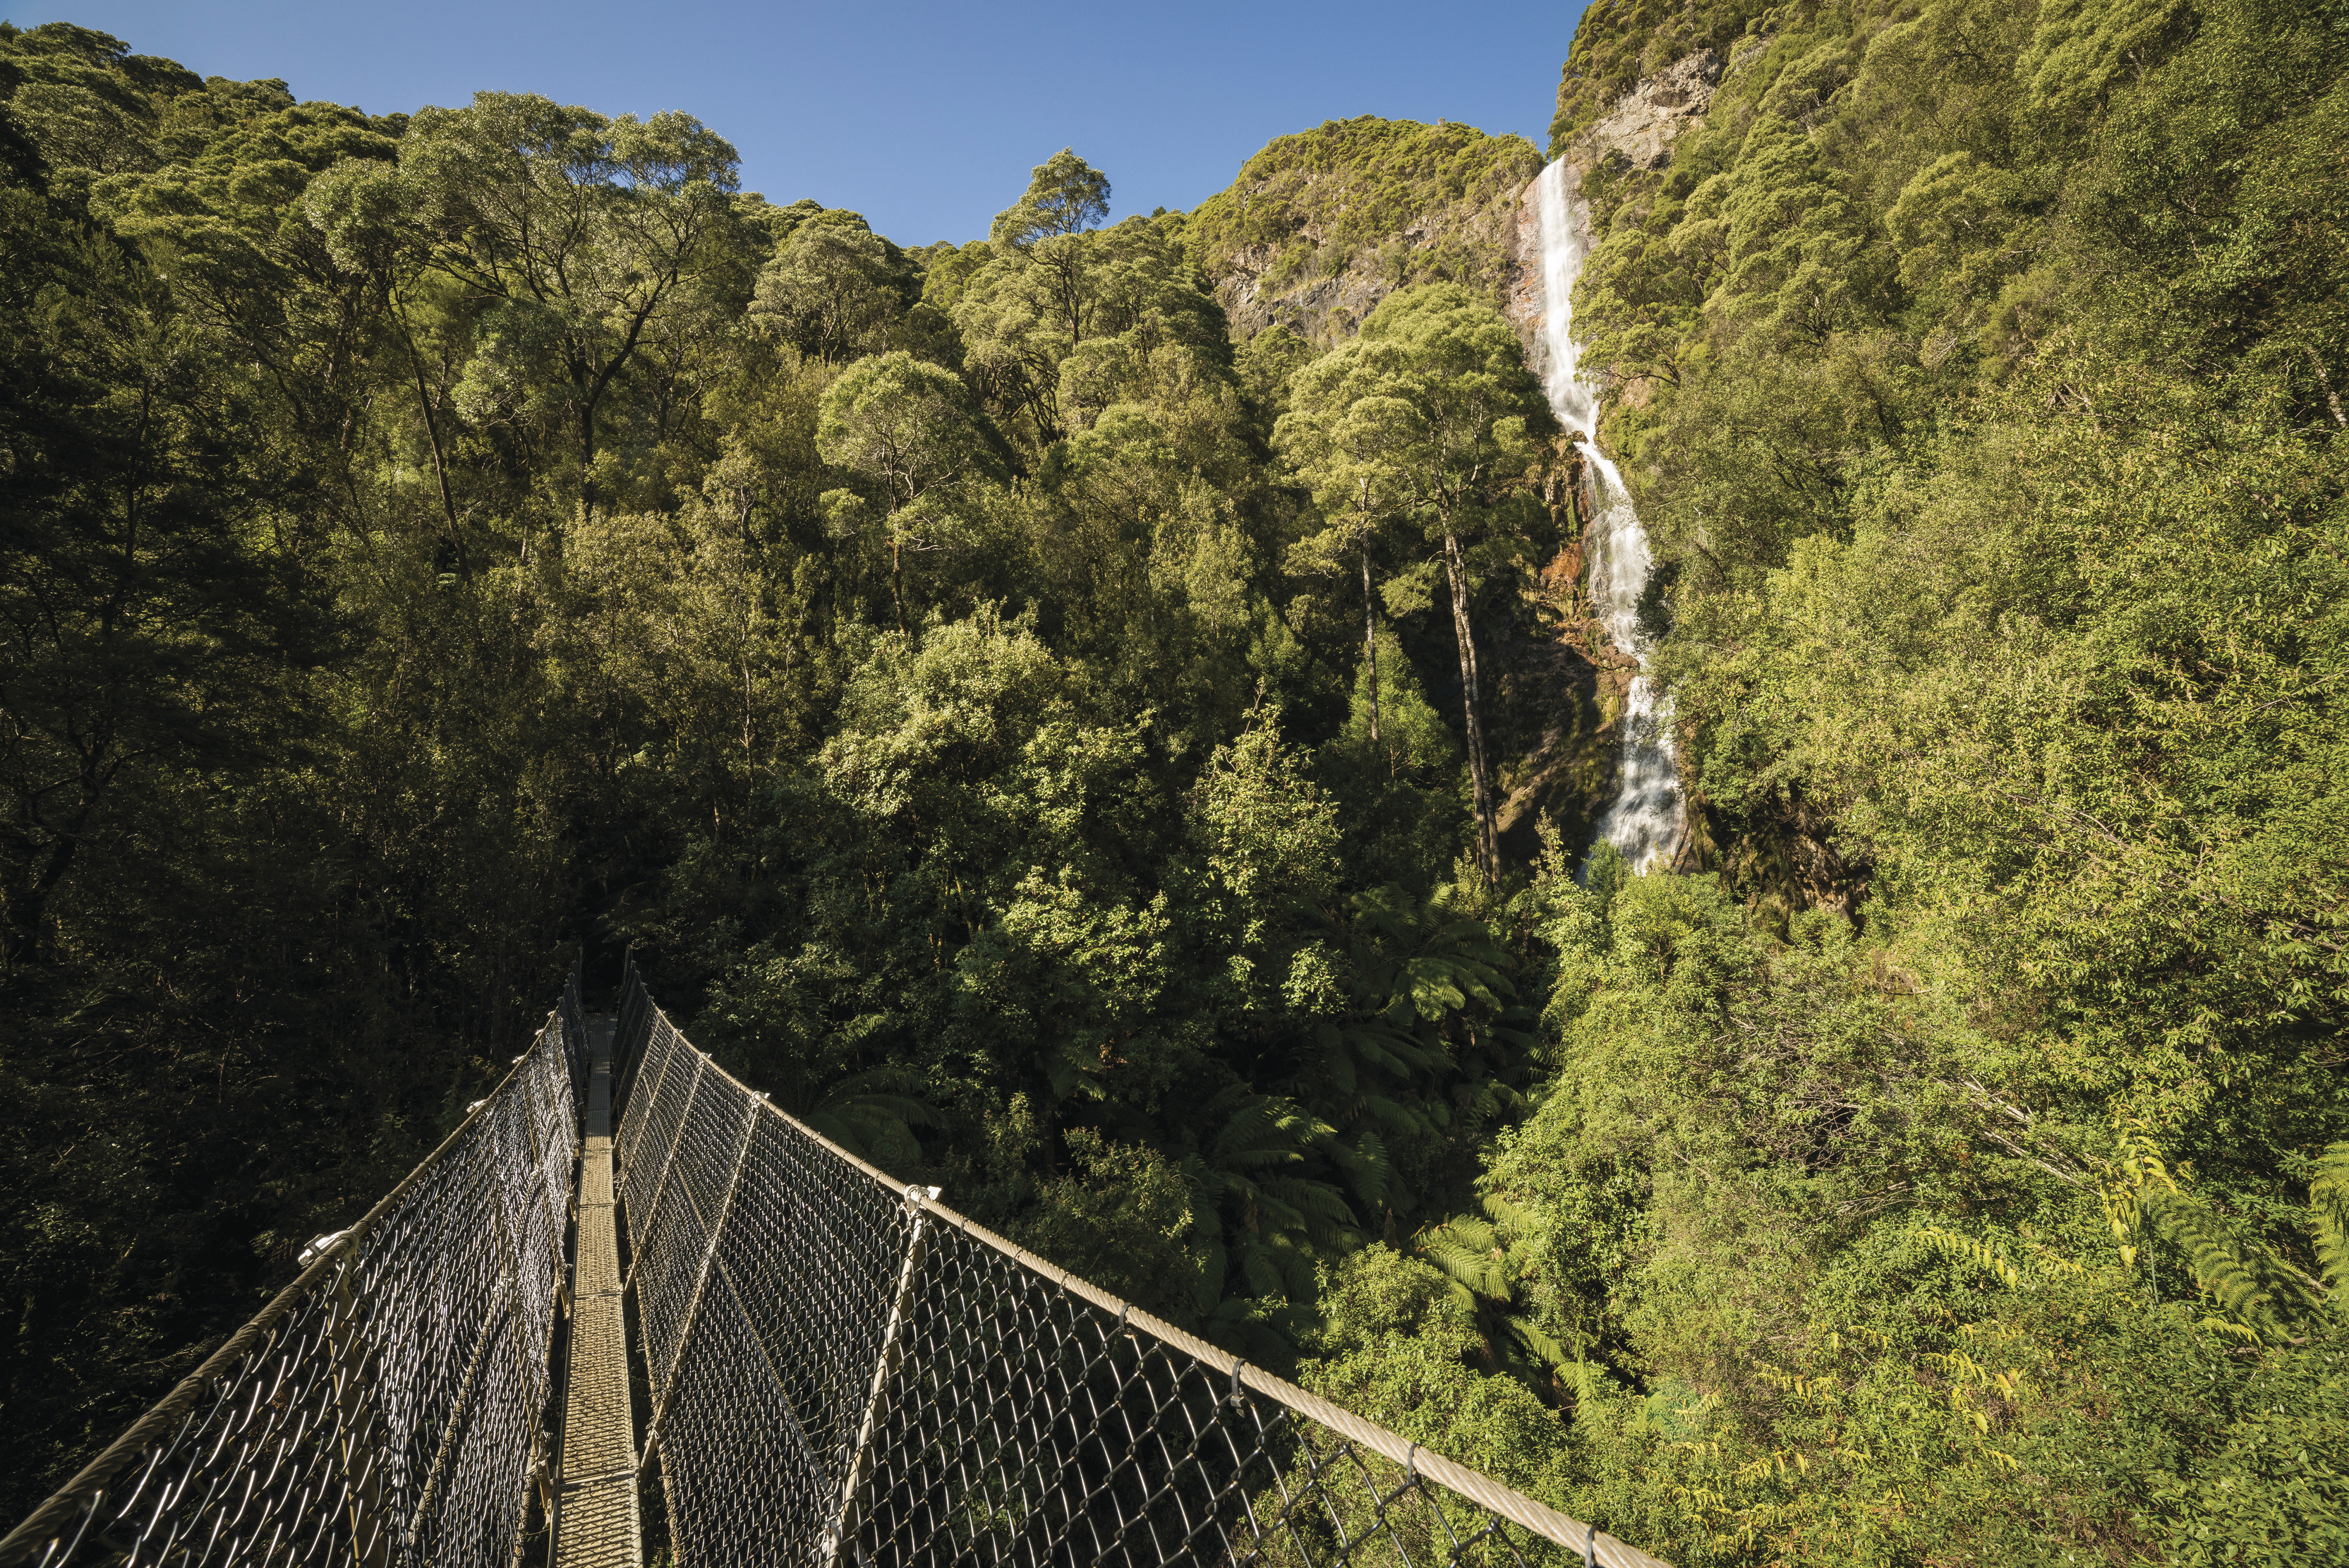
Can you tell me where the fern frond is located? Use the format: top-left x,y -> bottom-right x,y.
1442,1216 -> 1501,1251
1334,1130 -> 1391,1212
1359,1094 -> 1436,1138
2144,1188 -> 2326,1343
1560,1358 -> 1612,1405
1416,1234 -> 1509,1300
1917,1226 -> 2020,1289
2312,1140 -> 2349,1301
1481,1193 -> 1543,1238
1263,1177 -> 1358,1231
1502,1316 -> 1570,1368
2199,1314 -> 2264,1346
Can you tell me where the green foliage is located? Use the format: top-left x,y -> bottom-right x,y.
1307,1246 -> 1580,1504
6,4 -> 2347,1558
949,170 -> 1224,447
1188,117 -> 1540,328
1370,0 -> 2349,1554
1276,285 -> 1565,883
989,147 -> 1111,249
2132,1140 -> 2349,1346
816,351 -> 1008,630
1549,0 -> 1770,155
2151,1316 -> 2349,1566
752,216 -> 920,363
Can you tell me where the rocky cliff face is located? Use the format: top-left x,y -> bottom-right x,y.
1213,215 -> 1498,344
1214,234 -> 1421,344
1581,47 -> 1724,171
1503,47 -> 1751,373
1191,61 -> 1735,355
1188,117 -> 1541,344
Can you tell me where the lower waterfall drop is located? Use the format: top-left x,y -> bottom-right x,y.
1528,158 -> 1684,872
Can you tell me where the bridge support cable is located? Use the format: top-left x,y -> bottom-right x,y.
552,1015 -> 643,1568
820,1181 -> 938,1567
619,1034 -> 700,1282
0,970 -> 591,1568
608,955 -> 1674,1568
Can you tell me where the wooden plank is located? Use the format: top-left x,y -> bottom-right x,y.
554,1016 -> 641,1568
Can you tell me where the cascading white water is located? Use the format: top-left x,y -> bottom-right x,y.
1528,159 -> 1684,873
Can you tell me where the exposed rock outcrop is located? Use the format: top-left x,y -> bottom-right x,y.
1583,48 -> 1724,171
1216,233 -> 1424,344
1189,117 -> 1540,344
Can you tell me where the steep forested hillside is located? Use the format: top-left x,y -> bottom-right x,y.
1411,0 -> 2348,1559
1,0 -> 2345,1558
0,18 -> 1588,1523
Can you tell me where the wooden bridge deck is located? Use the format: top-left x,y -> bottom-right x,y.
554,1016 -> 640,1568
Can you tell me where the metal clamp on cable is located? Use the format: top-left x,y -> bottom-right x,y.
298,1230 -> 349,1267
1227,1360 -> 1248,1408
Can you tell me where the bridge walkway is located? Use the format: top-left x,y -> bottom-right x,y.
0,971 -> 1673,1568
554,1015 -> 640,1568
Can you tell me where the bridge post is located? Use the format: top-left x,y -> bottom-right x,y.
820,1183 -> 941,1568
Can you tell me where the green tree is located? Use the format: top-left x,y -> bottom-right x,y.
0,179 -> 323,966
815,351 -> 1007,633
392,91 -> 741,521
1279,286 -> 1557,884
988,147 -> 1110,250
751,216 -> 908,364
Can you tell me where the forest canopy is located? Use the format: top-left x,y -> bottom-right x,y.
2,1 -> 2346,1561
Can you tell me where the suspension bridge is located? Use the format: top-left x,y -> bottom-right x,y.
0,965 -> 1669,1568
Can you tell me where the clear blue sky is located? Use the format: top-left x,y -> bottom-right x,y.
14,0 -> 1585,245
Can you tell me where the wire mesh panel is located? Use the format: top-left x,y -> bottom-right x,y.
608,961 -> 1669,1568
562,965 -> 593,1130
0,989 -> 590,1568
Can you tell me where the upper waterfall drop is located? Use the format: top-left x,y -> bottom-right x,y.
1528,159 -> 1684,873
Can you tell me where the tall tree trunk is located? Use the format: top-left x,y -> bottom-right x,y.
394,315 -> 468,574
3,801 -> 92,967
892,532 -> 906,637
1361,548 -> 1381,760
1443,531 -> 1498,886
579,405 -> 597,526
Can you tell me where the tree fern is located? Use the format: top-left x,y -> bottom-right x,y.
1501,1315 -> 1571,1370
2312,1140 -> 2349,1299
2137,1156 -> 2340,1345
1414,1214 -> 1511,1302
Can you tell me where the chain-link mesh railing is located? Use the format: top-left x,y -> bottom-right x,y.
0,976 -> 591,1568
610,959 -> 1668,1568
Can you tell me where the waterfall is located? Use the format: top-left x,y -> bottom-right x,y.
1528,159 -> 1684,873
